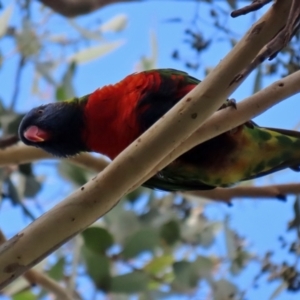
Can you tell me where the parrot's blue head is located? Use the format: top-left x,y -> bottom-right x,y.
19,101 -> 88,157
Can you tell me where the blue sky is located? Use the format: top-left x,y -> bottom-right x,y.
0,0 -> 300,299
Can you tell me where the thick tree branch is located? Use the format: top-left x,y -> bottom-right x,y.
0,231 -> 73,300
0,0 -> 292,288
38,0 -> 137,17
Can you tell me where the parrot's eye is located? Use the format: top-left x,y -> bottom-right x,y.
37,110 -> 43,115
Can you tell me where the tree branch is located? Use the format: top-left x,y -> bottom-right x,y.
37,0 -> 258,18
0,231 -> 73,300
184,184 -> 300,204
0,0 -> 292,288
38,0 -> 137,17
0,143 -> 108,173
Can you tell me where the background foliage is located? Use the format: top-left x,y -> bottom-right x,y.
0,0 -> 300,299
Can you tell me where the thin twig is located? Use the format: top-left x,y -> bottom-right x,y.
10,56 -> 25,111
231,0 -> 272,18
0,135 -> 20,149
232,0 -> 300,84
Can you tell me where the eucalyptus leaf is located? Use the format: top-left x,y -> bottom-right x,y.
68,19 -> 102,41
104,205 -> 141,243
213,279 -> 238,300
35,61 -> 57,86
59,161 -> 89,186
172,261 -> 198,291
99,14 -> 128,33
160,220 -> 180,246
110,272 -> 149,294
0,4 -> 13,38
144,255 -> 173,275
56,62 -> 76,101
68,40 -> 125,64
82,245 -> 111,291
137,31 -> 157,71
47,257 -> 65,281
269,281 -> 288,300
224,216 -> 236,261
13,290 -> 36,300
122,228 -> 159,259
16,20 -> 41,57
82,227 -> 114,254
24,176 -> 41,198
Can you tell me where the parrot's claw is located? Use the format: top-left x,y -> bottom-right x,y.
228,98 -> 237,109
219,98 -> 237,110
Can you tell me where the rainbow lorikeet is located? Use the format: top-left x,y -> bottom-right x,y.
18,69 -> 300,191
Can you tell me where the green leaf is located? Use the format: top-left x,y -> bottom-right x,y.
0,5 -> 13,38
160,220 -> 180,246
17,164 -> 41,198
126,187 -> 145,203
193,256 -> 215,281
122,228 -> 159,259
82,245 -> 111,291
213,279 -> 238,300
59,161 -> 89,186
110,272 -> 149,293
24,176 -> 41,198
224,216 -> 236,260
56,62 -> 76,101
35,62 -> 57,86
99,14 -> 128,33
82,227 -> 114,254
172,256 -> 214,292
13,290 -> 36,300
16,20 -> 41,57
253,65 -> 262,94
104,205 -> 141,243
199,222 -> 222,248
137,30 -> 158,71
269,281 -> 288,300
18,164 -> 34,176
68,40 -> 125,64
2,113 -> 24,135
144,255 -> 173,275
172,261 -> 198,291
68,19 -> 102,41
47,257 -> 65,281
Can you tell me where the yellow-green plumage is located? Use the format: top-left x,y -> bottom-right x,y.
145,122 -> 300,190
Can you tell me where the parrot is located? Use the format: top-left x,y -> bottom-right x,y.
18,69 -> 300,191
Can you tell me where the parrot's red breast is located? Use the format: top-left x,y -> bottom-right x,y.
83,71 -> 196,159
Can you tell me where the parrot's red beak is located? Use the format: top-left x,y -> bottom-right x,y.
23,126 -> 50,142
